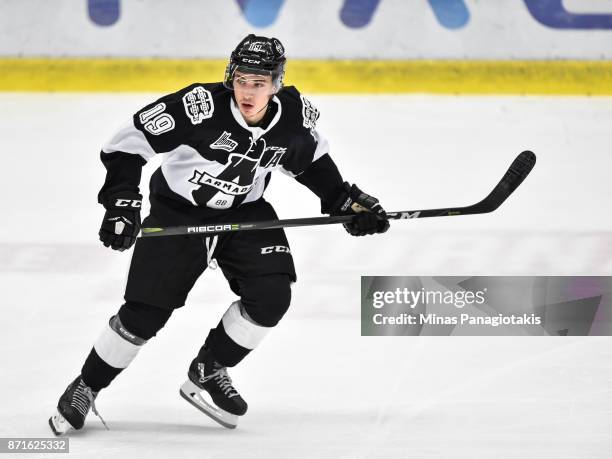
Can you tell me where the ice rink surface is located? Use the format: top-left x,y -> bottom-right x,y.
0,93 -> 611,458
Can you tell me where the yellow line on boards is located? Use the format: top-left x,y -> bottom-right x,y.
1,58 -> 611,95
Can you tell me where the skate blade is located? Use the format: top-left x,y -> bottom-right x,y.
48,410 -> 74,436
180,380 -> 239,429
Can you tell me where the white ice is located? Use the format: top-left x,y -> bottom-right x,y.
0,93 -> 611,458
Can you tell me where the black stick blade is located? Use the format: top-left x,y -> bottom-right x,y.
506,150 -> 537,193
475,150 -> 536,213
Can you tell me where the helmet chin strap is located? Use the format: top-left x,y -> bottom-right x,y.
253,94 -> 275,117
255,103 -> 268,115
242,99 -> 270,126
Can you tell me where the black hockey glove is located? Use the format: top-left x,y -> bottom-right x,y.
331,182 -> 390,236
98,192 -> 142,251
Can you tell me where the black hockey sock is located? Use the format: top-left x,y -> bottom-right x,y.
79,302 -> 172,393
199,326 -> 251,368
81,348 -> 123,392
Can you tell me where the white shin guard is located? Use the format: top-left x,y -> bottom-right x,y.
221,301 -> 271,350
93,316 -> 146,369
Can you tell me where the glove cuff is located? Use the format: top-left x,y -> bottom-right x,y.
104,192 -> 143,211
325,182 -> 354,215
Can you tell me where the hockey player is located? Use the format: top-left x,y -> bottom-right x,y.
49,34 -> 389,434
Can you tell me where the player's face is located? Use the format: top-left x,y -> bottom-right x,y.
233,71 -> 275,124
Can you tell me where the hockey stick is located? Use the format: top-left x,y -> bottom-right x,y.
140,150 -> 536,238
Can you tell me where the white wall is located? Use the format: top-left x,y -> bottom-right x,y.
1,0 -> 611,59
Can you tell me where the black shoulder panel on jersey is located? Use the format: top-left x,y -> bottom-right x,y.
280,86 -> 301,101
277,86 -> 320,133
133,82 -> 230,154
272,86 -> 322,176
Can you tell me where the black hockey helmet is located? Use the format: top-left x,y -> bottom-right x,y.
224,34 -> 286,92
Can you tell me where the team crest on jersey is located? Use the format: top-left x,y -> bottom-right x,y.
188,170 -> 254,196
189,151 -> 262,197
300,95 -> 319,130
210,131 -> 238,152
182,86 -> 214,125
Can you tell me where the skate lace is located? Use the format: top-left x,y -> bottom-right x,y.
202,367 -> 239,398
83,385 -> 109,431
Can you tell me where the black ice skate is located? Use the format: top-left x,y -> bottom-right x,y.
49,376 -> 107,436
180,352 -> 248,429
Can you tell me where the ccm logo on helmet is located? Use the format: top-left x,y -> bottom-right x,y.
261,245 -> 291,254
